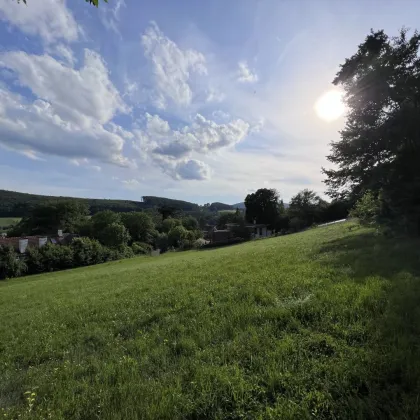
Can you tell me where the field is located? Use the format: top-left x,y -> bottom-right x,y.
1,222 -> 420,419
0,217 -> 21,232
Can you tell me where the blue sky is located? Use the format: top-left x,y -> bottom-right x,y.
0,0 -> 418,204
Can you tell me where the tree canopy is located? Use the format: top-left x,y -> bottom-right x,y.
323,28 -> 420,232
245,188 -> 280,227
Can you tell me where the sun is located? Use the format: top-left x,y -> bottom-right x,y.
314,90 -> 346,122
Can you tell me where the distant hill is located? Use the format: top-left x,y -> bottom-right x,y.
0,189 -> 200,217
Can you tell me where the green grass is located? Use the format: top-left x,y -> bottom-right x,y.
0,217 -> 21,232
2,222 -> 420,419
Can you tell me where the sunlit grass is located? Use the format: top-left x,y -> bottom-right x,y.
1,222 -> 420,419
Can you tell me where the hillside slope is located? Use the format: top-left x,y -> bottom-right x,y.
1,223 -> 420,419
0,189 -> 233,216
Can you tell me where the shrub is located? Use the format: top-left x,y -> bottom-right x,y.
168,226 -> 188,248
0,246 -> 27,279
350,191 -> 380,226
98,223 -> 131,248
71,237 -> 105,266
155,233 -> 169,253
193,238 -> 208,249
132,242 -> 153,255
26,247 -> 45,274
34,244 -> 74,272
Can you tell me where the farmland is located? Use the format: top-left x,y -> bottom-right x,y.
0,217 -> 21,233
1,222 -> 420,419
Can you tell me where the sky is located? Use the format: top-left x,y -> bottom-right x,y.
0,0 -> 419,205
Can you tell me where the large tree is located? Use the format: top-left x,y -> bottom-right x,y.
288,189 -> 327,228
9,200 -> 89,236
120,212 -> 156,244
323,29 -> 420,232
244,188 -> 280,226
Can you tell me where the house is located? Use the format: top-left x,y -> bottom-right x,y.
208,226 -> 233,243
0,231 -> 79,254
245,223 -> 273,239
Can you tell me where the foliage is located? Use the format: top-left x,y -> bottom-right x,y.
91,210 -> 121,236
155,232 -> 169,253
0,189 -> 200,218
216,210 -> 244,229
10,200 -> 89,236
120,212 -> 156,244
182,215 -> 199,231
245,188 -> 280,227
288,189 -> 328,228
168,225 -> 188,247
350,190 -> 380,226
132,242 -> 153,255
71,237 -> 107,266
323,28 -> 420,233
0,246 -> 26,279
98,223 -> 130,248
161,217 -> 182,233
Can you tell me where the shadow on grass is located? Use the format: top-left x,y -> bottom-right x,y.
318,230 -> 420,418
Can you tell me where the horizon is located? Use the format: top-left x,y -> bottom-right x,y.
1,0 -> 418,204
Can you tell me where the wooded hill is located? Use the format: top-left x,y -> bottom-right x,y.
0,189 -> 233,217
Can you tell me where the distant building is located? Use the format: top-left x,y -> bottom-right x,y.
0,231 -> 79,254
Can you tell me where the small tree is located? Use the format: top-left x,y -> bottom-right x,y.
0,246 -> 27,279
98,223 -> 131,248
91,210 -> 121,237
168,225 -> 188,248
350,191 -> 380,226
161,218 -> 182,233
182,216 -> 199,231
120,212 -> 156,243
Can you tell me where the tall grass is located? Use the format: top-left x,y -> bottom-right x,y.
1,222 -> 420,419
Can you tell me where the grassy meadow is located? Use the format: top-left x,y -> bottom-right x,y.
1,222 -> 420,419
0,218 -> 21,232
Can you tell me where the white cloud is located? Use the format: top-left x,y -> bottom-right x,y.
133,113 -> 250,180
0,49 -> 132,166
121,178 -> 141,189
100,0 -> 125,36
0,49 -> 129,127
212,110 -> 231,121
0,0 -> 79,44
141,22 -> 207,108
206,87 -> 225,103
91,166 -> 102,172
48,44 -> 76,66
237,61 -> 258,83
175,159 -> 211,180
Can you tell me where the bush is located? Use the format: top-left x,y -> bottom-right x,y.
0,246 -> 27,279
33,244 -> 74,272
155,233 -> 169,253
193,238 -> 207,249
132,242 -> 153,255
26,247 -> 45,274
98,223 -> 131,248
168,225 -> 188,248
350,191 -> 380,226
71,237 -> 106,266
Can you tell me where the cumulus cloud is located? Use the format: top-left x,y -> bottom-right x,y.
133,113 -> 250,180
141,22 -> 207,109
175,159 -> 211,180
0,49 -> 132,166
0,0 -> 79,44
237,61 -> 258,83
0,49 -> 129,127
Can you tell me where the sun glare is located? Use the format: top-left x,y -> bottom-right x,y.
314,90 -> 346,122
